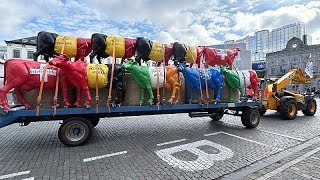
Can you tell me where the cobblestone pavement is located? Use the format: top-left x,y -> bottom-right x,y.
0,100 -> 320,179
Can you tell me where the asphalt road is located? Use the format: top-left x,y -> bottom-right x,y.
0,100 -> 320,180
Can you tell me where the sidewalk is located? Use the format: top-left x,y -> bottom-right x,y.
222,136 -> 320,180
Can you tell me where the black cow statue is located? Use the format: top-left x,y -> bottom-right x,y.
172,42 -> 187,66
90,33 -> 136,64
34,31 -> 91,62
106,64 -> 125,106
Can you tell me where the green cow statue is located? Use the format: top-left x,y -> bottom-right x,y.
122,59 -> 154,105
220,66 -> 244,102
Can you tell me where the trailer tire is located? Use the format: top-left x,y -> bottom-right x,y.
210,109 -> 224,121
58,117 -> 93,147
241,108 -> 260,128
280,99 -> 297,120
302,98 -> 317,116
259,106 -> 266,116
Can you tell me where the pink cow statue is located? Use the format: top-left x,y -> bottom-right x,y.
202,47 -> 241,68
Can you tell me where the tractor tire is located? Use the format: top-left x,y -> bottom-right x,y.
279,99 -> 297,120
302,98 -> 317,116
58,117 -> 93,147
241,108 -> 260,128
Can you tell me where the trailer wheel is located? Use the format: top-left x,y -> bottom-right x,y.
280,99 -> 297,120
259,106 -> 266,116
58,117 -> 93,147
241,108 -> 260,128
210,109 -> 224,121
302,98 -> 317,116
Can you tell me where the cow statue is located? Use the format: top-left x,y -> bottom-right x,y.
89,33 -> 136,64
135,37 -> 172,66
177,62 -> 223,104
121,59 -> 180,105
0,59 -> 71,110
202,47 -> 240,68
34,31 -> 91,62
220,66 -> 259,101
49,55 -> 125,107
172,42 -> 204,67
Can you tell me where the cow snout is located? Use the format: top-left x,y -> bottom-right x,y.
49,61 -> 56,66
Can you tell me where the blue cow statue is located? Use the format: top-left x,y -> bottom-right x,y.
178,62 -> 223,103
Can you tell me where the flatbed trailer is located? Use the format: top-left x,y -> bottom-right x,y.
0,101 -> 261,147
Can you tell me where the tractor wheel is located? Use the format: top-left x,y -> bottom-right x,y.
302,98 -> 317,116
280,99 -> 297,120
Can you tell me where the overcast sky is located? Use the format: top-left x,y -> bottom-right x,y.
0,0 -> 320,46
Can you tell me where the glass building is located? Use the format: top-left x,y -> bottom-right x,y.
230,22 -> 312,63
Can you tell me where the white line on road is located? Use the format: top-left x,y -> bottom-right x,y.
83,151 -> 127,162
21,177 -> 34,180
157,139 -> 187,146
204,132 -> 223,136
0,171 -> 30,180
256,146 -> 320,180
258,129 -> 305,141
204,131 -> 279,149
222,122 -> 305,142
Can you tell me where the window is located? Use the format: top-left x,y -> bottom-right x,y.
13,50 -> 20,58
27,51 -> 34,59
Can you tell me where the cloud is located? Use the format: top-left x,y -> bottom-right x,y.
0,0 -> 320,47
233,1 -> 320,44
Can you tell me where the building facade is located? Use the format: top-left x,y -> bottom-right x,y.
266,37 -> 320,88
0,45 -> 6,60
210,43 -> 251,70
4,36 -> 47,61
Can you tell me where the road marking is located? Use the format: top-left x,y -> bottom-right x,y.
157,139 -> 187,146
205,131 -> 281,149
222,122 -> 305,142
83,151 -> 127,162
204,132 -> 223,136
256,146 -> 320,180
0,171 -> 30,180
21,177 -> 34,180
155,140 -> 233,171
258,129 -> 305,141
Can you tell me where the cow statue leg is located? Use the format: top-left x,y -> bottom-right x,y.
73,88 -> 82,107
0,78 -> 26,110
146,87 -> 154,105
13,88 -> 30,109
83,87 -> 91,108
139,88 -> 145,106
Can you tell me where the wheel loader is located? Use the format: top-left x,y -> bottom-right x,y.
260,68 -> 317,120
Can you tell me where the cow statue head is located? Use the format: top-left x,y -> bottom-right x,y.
121,59 -> 138,71
49,54 -> 70,67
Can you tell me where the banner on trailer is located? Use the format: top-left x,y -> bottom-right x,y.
54,36 -> 77,57
106,36 -> 125,58
86,64 -> 109,89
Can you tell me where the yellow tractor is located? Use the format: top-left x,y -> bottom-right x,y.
260,68 -> 317,120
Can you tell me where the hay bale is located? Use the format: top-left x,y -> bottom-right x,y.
123,73 -> 185,106
24,88 -> 75,109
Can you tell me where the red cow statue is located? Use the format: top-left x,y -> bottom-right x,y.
49,55 -> 92,107
0,59 -> 71,110
201,47 -> 241,68
34,31 -> 91,62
